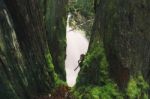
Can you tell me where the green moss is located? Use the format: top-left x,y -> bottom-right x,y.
127,73 -> 149,99
73,82 -> 123,99
74,41 -> 124,98
76,42 -> 109,86
69,0 -> 94,16
45,51 -> 55,72
44,0 -> 67,80
70,0 -> 150,98
45,50 -> 67,89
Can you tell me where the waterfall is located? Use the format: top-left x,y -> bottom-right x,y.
65,13 -> 89,87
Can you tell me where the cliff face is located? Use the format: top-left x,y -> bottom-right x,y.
0,0 -> 68,98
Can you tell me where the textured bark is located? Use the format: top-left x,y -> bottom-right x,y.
94,0 -> 150,90
0,0 -> 57,98
0,4 -> 29,99
43,0 -> 68,80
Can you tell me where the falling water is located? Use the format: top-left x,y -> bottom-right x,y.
65,13 -> 89,87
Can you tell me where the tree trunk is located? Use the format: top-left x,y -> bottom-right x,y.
94,0 -> 150,90
0,0 -> 58,98
0,4 -> 30,99
43,0 -> 68,80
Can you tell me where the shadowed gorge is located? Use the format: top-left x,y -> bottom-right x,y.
0,0 -> 150,99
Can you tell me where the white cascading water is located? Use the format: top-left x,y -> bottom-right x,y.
65,13 -> 89,87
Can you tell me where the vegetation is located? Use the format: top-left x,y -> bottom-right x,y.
127,73 -> 149,99
72,0 -> 150,98
68,0 -> 94,38
0,0 -> 150,99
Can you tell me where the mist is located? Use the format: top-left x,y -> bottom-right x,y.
65,14 -> 89,87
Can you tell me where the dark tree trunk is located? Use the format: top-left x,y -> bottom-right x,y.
38,0 -> 68,81
0,0 -> 58,98
44,0 -> 68,80
0,4 -> 30,99
94,0 -> 150,90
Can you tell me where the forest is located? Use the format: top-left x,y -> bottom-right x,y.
0,0 -> 150,99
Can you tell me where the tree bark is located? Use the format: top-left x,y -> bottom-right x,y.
94,0 -> 150,90
0,0 -> 57,98
0,4 -> 30,99
44,0 -> 68,80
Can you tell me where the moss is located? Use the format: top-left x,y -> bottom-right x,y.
127,73 -> 149,99
45,50 -> 67,89
73,82 -> 123,99
45,51 -> 55,72
74,41 -> 124,98
45,0 -> 67,80
76,42 -> 109,86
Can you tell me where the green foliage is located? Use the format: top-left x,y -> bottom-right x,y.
54,73 -> 67,87
68,0 -> 94,38
74,40 -> 150,99
71,0 -> 150,99
127,74 -> 149,99
75,0 -> 94,17
69,0 -> 94,16
75,67 -> 149,99
45,51 -> 66,88
45,51 -> 55,72
90,83 -> 123,99
127,78 -> 140,98
44,0 -> 67,80
73,82 -> 123,99
76,42 -> 109,86
74,41 -> 123,98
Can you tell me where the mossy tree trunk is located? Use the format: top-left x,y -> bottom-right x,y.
76,0 -> 149,98
94,0 -> 150,90
0,0 -> 59,98
76,20 -> 109,87
4,0 -> 56,92
40,0 -> 68,80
